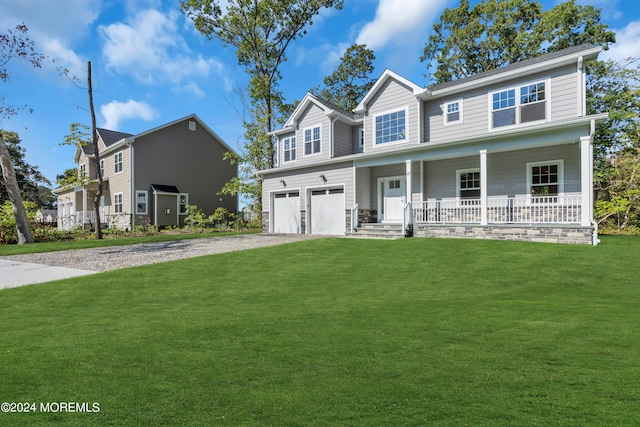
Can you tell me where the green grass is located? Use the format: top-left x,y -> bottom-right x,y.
0,230 -> 259,256
1,236 -> 639,425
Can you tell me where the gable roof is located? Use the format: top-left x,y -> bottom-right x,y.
273,92 -> 359,136
425,44 -> 602,98
354,69 -> 424,113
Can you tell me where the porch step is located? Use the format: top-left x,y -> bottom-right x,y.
348,223 -> 406,239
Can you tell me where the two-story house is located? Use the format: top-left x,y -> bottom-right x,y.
54,114 -> 237,230
258,45 -> 607,244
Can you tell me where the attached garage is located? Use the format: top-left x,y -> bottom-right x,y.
309,187 -> 345,235
272,191 -> 301,233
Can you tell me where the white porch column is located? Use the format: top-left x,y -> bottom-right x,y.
480,150 -> 488,225
405,160 -> 412,205
82,188 -> 88,224
580,136 -> 592,226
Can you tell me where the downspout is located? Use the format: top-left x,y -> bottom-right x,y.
126,138 -> 134,231
329,113 -> 337,158
577,56 -> 585,117
589,118 -> 600,246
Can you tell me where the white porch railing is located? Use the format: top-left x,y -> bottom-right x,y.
412,194 -> 583,224
58,211 -> 114,229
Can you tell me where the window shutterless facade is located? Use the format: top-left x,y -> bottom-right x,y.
79,163 -> 86,178
491,80 -> 547,129
114,193 -> 123,213
457,169 -> 481,198
304,126 -> 321,156
179,193 -> 188,214
528,160 -> 563,197
445,100 -> 462,124
375,109 -> 406,144
100,159 -> 105,178
114,151 -> 123,173
283,136 -> 296,162
136,190 -> 148,215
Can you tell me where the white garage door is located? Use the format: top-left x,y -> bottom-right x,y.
309,187 -> 345,235
272,191 -> 300,233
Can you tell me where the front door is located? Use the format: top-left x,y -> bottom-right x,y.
378,177 -> 405,222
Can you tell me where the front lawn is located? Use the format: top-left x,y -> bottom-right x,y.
0,236 -> 638,425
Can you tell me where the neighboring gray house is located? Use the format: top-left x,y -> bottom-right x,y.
258,45 -> 607,244
54,114 -> 237,230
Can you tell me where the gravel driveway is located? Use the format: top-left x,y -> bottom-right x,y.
3,233 -> 322,272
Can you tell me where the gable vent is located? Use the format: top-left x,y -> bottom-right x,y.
188,121 -> 196,131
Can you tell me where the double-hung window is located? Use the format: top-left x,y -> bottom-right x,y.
283,137 -> 296,162
375,109 -> 406,144
114,193 -> 123,213
458,169 -> 481,199
136,191 -> 148,215
79,163 -> 86,178
445,100 -> 462,124
528,160 -> 563,198
100,159 -> 105,178
304,126 -> 321,155
491,81 -> 547,128
114,151 -> 123,173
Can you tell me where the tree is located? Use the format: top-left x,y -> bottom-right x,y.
311,44 -> 376,112
181,0 -> 344,209
588,58 -> 640,233
60,61 -> 104,238
0,130 -> 53,207
0,24 -> 44,244
421,0 -> 615,84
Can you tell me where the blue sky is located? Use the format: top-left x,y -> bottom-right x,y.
1,0 -> 639,186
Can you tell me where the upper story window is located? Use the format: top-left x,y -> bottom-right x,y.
283,137 -> 296,162
79,163 -> 86,178
375,109 -> 406,144
100,159 -> 105,178
458,169 -> 480,199
304,126 -> 321,156
445,100 -> 462,124
114,151 -> 123,174
491,81 -> 547,129
179,194 -> 188,214
359,128 -> 364,148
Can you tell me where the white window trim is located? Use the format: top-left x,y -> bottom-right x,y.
99,159 -> 105,178
282,136 -> 297,163
488,78 -> 551,131
444,99 -> 463,126
178,193 -> 189,215
114,192 -> 124,214
135,190 -> 148,215
114,151 -> 124,174
302,124 -> 322,157
373,106 -> 409,146
456,168 -> 481,199
79,163 -> 87,178
359,127 -> 364,148
526,159 -> 564,199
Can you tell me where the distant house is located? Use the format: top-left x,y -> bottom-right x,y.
53,114 -> 237,230
257,45 -> 607,244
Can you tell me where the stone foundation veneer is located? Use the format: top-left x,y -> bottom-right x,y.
261,212 -> 269,233
414,224 -> 595,245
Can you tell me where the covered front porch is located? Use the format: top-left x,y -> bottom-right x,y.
349,135 -> 596,244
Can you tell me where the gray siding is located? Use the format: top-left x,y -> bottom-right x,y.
352,124 -> 364,154
334,120 -> 353,158
423,144 -> 581,199
133,118 -> 237,225
364,79 -> 420,152
262,161 -> 354,213
426,64 -> 580,144
286,103 -> 332,166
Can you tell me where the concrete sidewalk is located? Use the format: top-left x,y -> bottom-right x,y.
0,259 -> 95,290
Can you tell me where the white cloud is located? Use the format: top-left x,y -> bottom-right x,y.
603,21 -> 640,63
100,99 -> 159,130
0,0 -> 100,76
99,9 -> 224,85
356,0 -> 442,50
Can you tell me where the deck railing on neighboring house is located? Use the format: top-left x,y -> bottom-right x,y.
58,211 -> 122,230
412,194 -> 583,225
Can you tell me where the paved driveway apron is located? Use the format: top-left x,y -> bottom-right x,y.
0,234 -> 321,289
